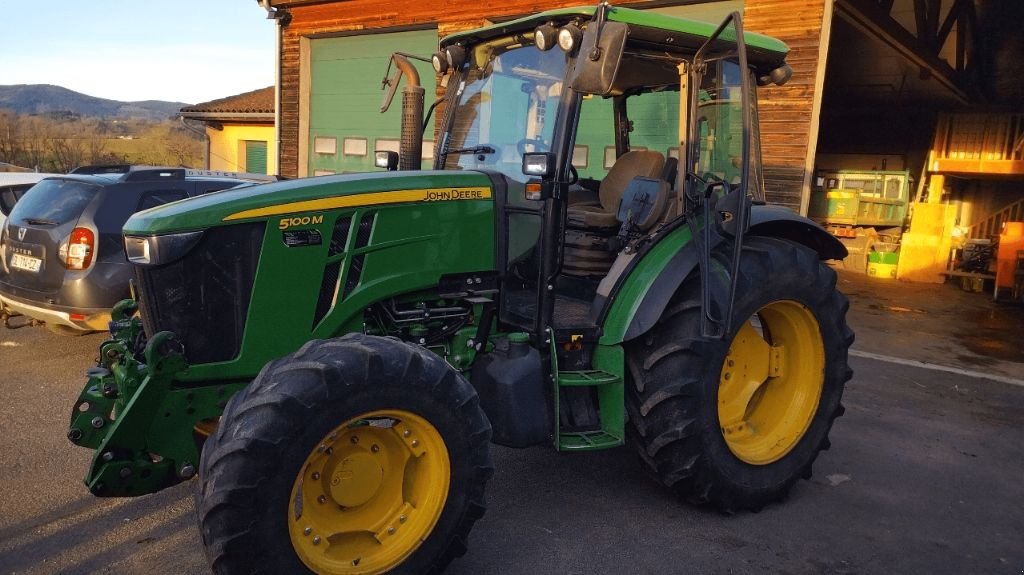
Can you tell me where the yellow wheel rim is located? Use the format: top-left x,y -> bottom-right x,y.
718,300 -> 825,465
288,410 -> 450,574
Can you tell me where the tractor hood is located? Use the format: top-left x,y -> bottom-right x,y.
123,170 -> 495,235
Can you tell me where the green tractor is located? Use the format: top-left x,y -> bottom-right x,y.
69,4 -> 853,573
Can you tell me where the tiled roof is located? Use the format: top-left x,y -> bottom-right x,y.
180,86 -> 274,116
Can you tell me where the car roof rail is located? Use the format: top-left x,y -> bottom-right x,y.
184,169 -> 278,182
122,167 -> 188,182
70,165 -> 132,175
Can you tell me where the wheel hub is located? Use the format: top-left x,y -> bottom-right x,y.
718,300 -> 825,465
326,451 -> 384,507
288,410 -> 450,574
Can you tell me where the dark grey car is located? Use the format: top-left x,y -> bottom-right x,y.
0,166 -> 274,334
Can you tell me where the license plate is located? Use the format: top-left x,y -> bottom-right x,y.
10,253 -> 42,273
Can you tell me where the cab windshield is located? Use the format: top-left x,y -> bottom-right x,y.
440,43 -> 568,184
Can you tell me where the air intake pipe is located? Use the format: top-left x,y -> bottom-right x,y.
381,54 -> 424,170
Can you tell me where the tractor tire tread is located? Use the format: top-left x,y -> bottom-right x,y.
624,236 -> 853,512
196,333 -> 493,574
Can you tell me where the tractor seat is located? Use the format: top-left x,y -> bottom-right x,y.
567,150 -> 666,230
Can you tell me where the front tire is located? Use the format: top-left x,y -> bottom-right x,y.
625,236 -> 854,511
196,334 -> 493,574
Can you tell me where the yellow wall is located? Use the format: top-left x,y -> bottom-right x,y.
206,123 -> 277,175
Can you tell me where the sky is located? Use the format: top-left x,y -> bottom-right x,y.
1,0 -> 275,105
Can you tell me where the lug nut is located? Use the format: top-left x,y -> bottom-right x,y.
403,430 -> 411,438
102,452 -> 114,462
312,536 -> 321,545
350,436 -> 359,444
387,527 -> 396,535
119,467 -> 132,478
411,440 -> 419,448
179,464 -> 196,479
67,428 -> 83,442
303,527 -> 312,536
318,495 -> 327,504
371,445 -> 380,453
91,417 -> 104,429
312,472 -> 320,481
399,514 -> 407,523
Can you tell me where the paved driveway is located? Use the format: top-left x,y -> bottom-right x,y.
1,271 -> 1022,574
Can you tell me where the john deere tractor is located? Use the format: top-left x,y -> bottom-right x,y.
69,4 -> 853,573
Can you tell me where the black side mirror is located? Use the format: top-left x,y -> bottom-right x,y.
374,151 -> 400,171
568,21 -> 629,96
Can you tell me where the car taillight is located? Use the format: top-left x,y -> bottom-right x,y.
60,227 -> 95,270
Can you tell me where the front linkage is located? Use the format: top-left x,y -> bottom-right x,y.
67,299 -> 243,496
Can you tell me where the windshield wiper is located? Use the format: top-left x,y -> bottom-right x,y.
24,218 -> 59,226
445,145 -> 496,156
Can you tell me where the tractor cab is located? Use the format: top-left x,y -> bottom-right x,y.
422,6 -> 789,342
379,4 -> 795,450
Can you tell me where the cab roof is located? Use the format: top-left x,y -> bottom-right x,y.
441,5 -> 788,70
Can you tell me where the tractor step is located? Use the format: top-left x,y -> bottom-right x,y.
556,369 -> 621,387
558,429 -> 624,451
554,369 -> 624,451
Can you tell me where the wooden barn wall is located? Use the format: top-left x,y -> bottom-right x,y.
744,0 -> 830,212
276,0 -> 830,212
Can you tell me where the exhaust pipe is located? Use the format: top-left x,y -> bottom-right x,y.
381,54 -> 425,171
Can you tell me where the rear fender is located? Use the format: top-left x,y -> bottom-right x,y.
597,206 -> 846,345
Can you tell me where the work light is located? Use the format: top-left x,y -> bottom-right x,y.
558,24 -> 582,53
535,24 -> 557,51
431,52 -> 448,74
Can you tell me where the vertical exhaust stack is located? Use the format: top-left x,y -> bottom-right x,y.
381,54 -> 424,171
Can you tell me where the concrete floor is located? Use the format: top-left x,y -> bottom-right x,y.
0,269 -> 1021,574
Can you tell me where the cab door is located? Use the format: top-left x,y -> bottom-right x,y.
685,13 -> 758,337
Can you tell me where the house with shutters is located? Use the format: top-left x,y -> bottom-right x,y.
180,86 -> 277,175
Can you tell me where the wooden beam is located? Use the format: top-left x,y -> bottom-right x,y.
835,0 -> 972,104
913,0 -> 930,44
936,0 -> 964,47
925,0 -> 940,45
932,158 -> 1024,175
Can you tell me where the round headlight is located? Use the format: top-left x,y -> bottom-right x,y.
558,24 -> 582,53
535,24 -> 557,51
432,52 -> 448,74
445,45 -> 466,70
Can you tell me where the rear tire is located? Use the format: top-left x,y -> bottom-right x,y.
625,236 -> 854,511
196,334 -> 493,574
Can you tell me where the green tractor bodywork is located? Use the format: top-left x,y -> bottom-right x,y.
71,3 -> 849,542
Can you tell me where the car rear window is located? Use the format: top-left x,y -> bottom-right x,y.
9,179 -> 98,225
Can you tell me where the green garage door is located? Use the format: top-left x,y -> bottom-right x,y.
309,29 -> 437,175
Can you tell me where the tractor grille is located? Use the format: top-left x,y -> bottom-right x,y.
134,223 -> 265,365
